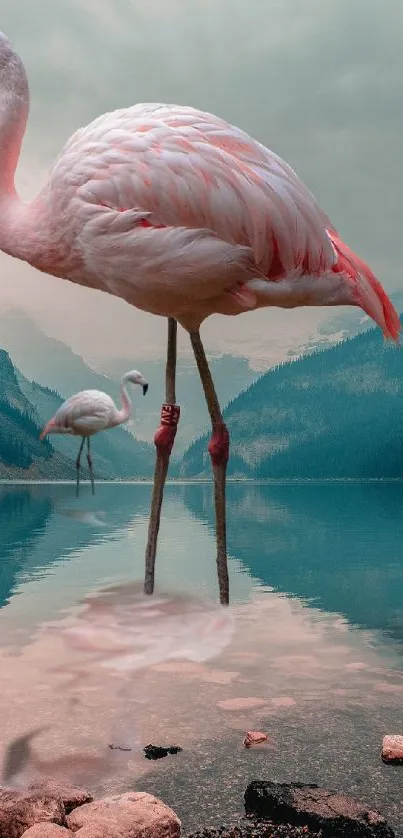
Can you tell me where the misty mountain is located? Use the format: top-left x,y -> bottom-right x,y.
0,308 -> 258,453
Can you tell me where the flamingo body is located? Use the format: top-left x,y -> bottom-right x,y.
0,30 -> 398,338
40,390 -> 128,439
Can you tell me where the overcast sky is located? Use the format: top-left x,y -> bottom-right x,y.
1,0 -> 402,369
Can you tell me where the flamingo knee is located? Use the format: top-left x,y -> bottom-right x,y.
208,422 -> 230,467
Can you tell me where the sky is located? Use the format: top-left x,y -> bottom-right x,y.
0,0 -> 402,370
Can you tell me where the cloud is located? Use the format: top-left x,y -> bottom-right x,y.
0,0 -> 402,369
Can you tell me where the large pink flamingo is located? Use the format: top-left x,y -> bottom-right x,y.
0,32 -> 399,604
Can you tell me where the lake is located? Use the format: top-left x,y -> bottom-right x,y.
1,481 -> 403,835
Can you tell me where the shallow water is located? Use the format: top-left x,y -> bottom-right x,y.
1,482 -> 403,834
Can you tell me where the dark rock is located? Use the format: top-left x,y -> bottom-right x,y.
0,788 -> 65,838
244,781 -> 394,838
188,818 -> 320,838
143,744 -> 183,761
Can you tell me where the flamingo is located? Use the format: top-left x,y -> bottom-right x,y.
0,32 -> 399,605
39,369 -> 148,495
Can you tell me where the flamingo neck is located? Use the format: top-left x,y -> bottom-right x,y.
0,39 -> 44,263
115,378 -> 133,426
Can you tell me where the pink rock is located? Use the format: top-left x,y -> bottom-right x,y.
0,789 -> 65,838
204,670 -> 240,685
243,731 -> 269,748
74,827 -> 116,837
217,697 -> 267,711
382,734 -> 403,763
21,826 -> 73,837
66,792 -> 180,838
271,696 -> 296,708
28,781 -> 92,814
375,682 -> 403,694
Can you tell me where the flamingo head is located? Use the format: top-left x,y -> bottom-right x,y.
124,369 -> 149,395
0,31 -> 29,102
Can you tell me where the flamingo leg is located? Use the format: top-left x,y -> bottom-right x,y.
86,437 -> 95,495
144,317 -> 180,595
76,437 -> 85,498
189,330 -> 229,606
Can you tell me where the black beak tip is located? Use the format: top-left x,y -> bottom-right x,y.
142,383 -> 149,395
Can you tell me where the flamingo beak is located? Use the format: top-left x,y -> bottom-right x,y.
142,383 -> 149,395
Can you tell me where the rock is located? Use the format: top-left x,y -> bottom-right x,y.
244,781 -> 394,838
143,744 -> 183,760
189,820 -> 322,838
21,826 -> 73,837
28,780 -> 92,814
66,791 -> 181,838
73,827 -> 116,837
0,788 -> 65,838
381,735 -> 403,764
243,732 -> 268,748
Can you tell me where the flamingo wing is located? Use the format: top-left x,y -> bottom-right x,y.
51,105 -> 337,303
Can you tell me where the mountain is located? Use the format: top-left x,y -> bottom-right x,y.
0,349 -> 75,479
0,308 -> 123,402
180,318 -> 403,478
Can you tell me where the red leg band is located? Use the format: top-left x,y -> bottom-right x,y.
154,404 -> 181,456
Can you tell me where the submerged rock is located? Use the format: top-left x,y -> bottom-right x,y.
381,735 -> 403,764
243,732 -> 269,748
244,781 -> 394,838
66,791 -> 181,838
143,744 -> 183,760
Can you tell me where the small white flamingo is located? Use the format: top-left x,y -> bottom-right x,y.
0,31 -> 399,603
39,370 -> 148,495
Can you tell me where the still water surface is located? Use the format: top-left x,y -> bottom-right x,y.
1,482 -> 403,833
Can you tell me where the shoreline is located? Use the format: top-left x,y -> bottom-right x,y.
1,477 -> 403,486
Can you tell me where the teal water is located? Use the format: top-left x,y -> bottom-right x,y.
1,482 -> 403,834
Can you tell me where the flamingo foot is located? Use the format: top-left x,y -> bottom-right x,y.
144,403 -> 180,595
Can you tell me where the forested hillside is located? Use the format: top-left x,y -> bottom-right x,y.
181,322 -> 403,479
